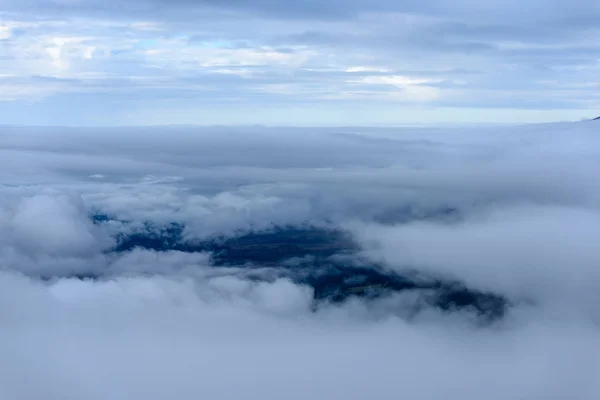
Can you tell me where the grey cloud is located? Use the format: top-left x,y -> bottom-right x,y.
501,45 -> 600,66
3,0 -> 599,114
349,205 -> 600,305
278,29 -> 497,55
0,271 -> 599,400
9,0 -> 600,22
2,122 -> 600,398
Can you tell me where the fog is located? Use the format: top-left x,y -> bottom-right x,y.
1,121 -> 599,399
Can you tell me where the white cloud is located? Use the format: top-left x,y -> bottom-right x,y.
354,75 -> 434,86
130,21 -> 165,31
344,66 -> 390,73
1,121 -> 600,399
0,270 -> 599,400
348,75 -> 443,101
0,25 -> 11,40
347,205 -> 600,308
9,193 -> 107,255
142,41 -> 317,69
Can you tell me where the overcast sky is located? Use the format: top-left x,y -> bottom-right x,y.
1,0 -> 599,125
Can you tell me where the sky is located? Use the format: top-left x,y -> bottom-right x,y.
1,0 -> 600,125
1,120 -> 600,399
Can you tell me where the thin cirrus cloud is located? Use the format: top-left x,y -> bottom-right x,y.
0,0 -> 599,125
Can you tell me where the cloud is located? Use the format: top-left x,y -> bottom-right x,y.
348,205 -> 600,308
1,0 -> 599,124
8,192 -> 111,256
1,121 -> 600,398
1,272 -> 599,400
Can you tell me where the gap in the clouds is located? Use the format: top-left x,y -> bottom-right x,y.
115,222 -> 354,265
89,213 -> 508,321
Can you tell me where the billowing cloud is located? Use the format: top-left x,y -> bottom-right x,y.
1,121 -> 600,399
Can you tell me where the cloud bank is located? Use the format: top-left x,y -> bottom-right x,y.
1,121 -> 600,399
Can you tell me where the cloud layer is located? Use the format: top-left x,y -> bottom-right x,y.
1,0 -> 599,124
1,121 -> 600,399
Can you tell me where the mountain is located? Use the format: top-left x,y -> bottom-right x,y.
89,215 -> 508,320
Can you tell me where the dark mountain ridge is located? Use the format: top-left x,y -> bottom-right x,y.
88,214 -> 509,320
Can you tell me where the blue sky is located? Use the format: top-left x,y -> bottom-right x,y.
1,0 -> 599,126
